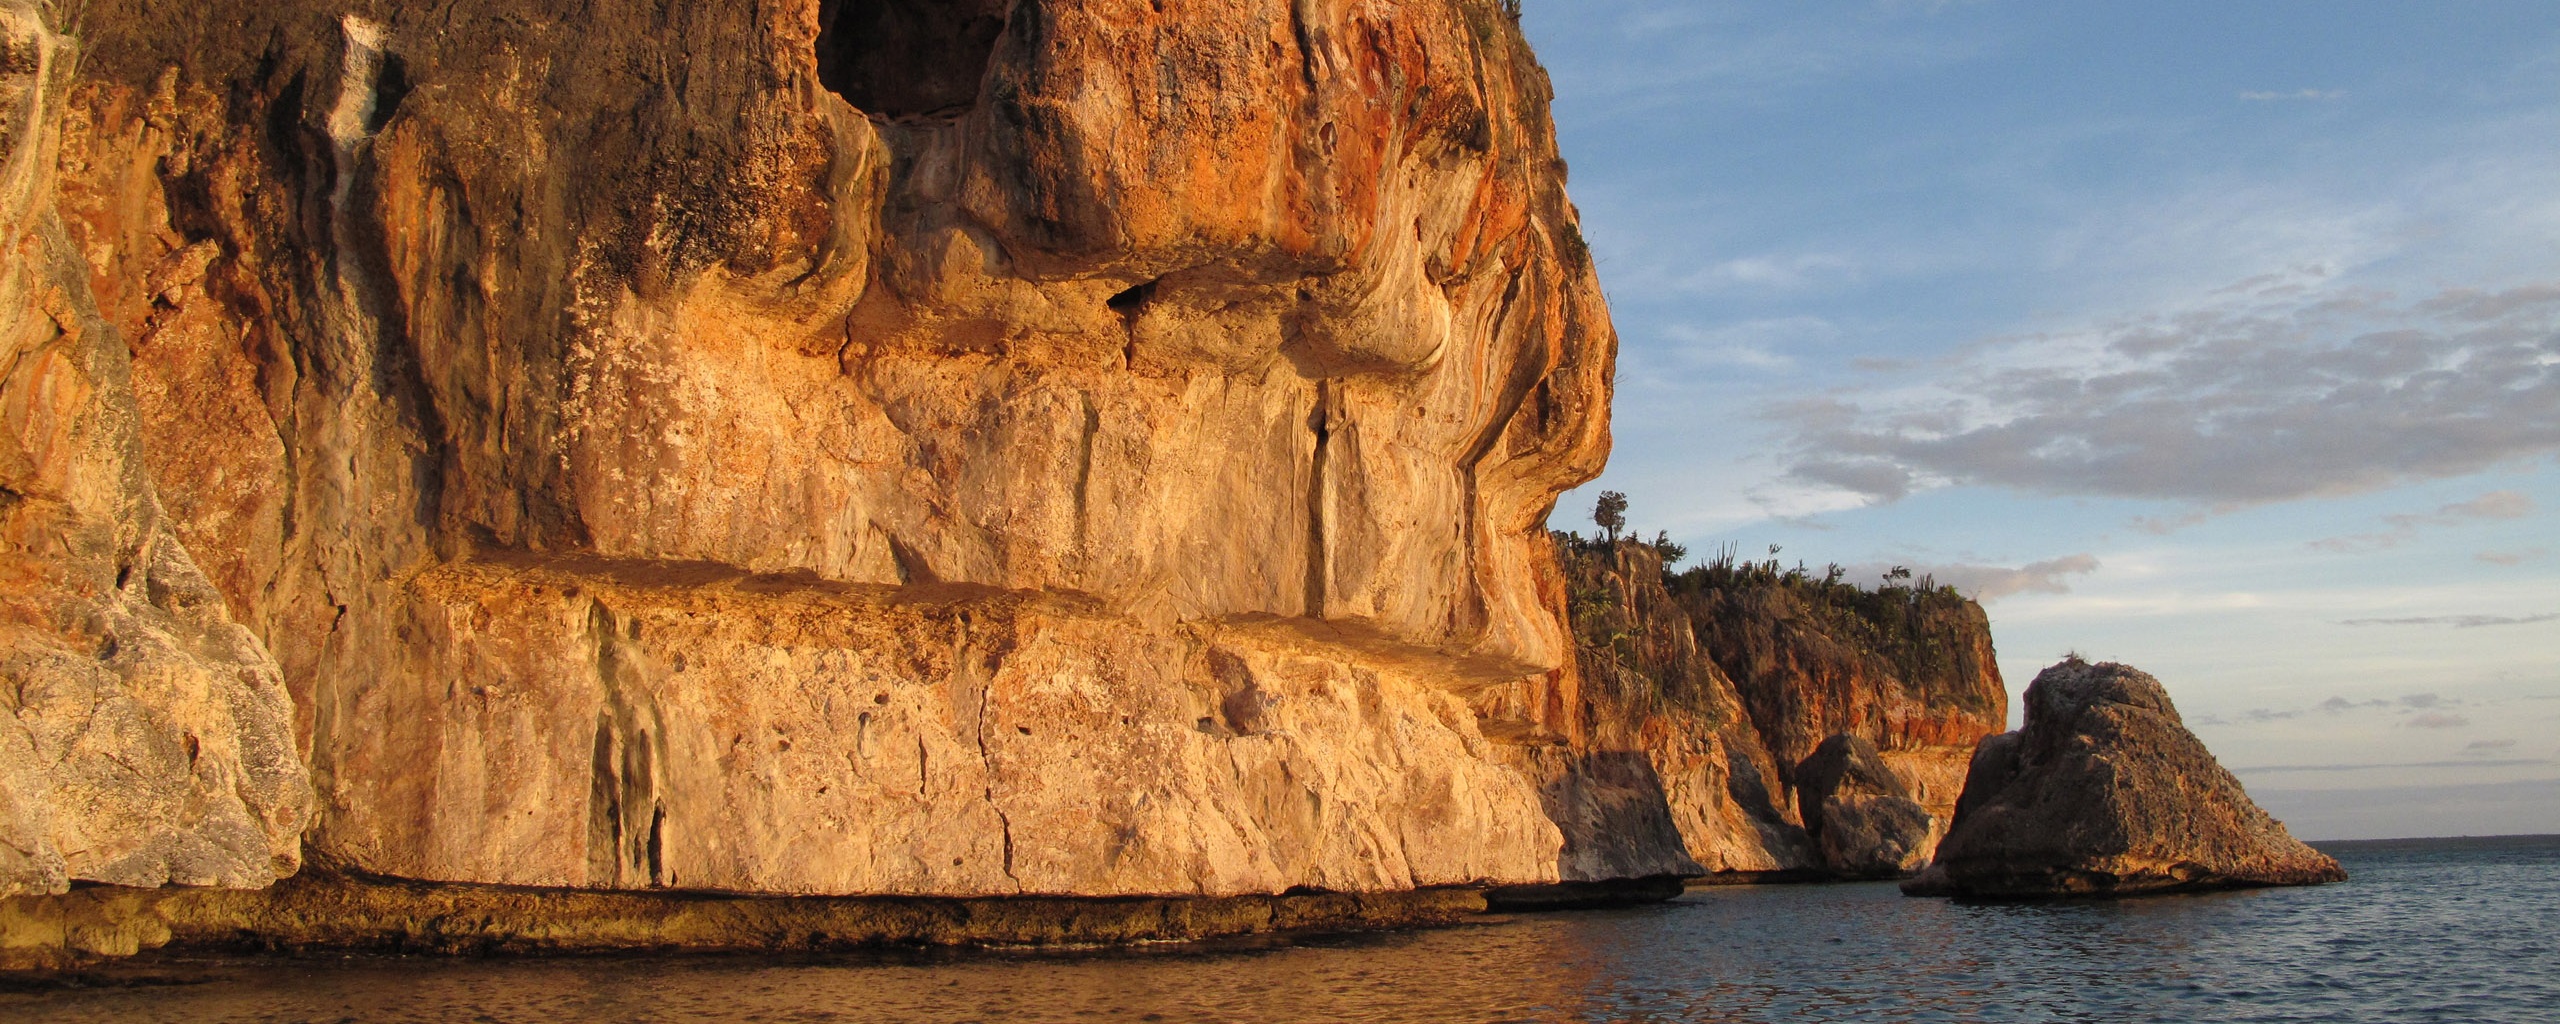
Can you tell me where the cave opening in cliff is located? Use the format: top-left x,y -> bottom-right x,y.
814,0 -> 1011,118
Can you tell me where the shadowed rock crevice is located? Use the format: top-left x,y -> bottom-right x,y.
815,0 -> 1011,118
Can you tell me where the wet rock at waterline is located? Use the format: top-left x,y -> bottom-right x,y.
1905,659 -> 2347,898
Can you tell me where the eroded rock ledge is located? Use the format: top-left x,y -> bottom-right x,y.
0,874 -> 1473,971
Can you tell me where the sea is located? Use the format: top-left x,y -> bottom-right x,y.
8,835 -> 2554,1023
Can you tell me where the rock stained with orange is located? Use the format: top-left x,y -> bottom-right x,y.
3,0 -> 1672,901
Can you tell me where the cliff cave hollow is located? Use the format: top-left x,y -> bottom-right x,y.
815,0 -> 1010,117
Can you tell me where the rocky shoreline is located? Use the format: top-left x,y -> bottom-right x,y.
0,871 -> 1714,972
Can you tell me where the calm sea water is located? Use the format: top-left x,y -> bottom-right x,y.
9,835 -> 2554,1023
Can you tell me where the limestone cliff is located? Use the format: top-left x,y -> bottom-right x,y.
1550,538 -> 2007,878
0,1 -> 309,898
2,0 -> 1679,915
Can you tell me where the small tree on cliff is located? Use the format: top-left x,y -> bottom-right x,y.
1594,491 -> 1628,543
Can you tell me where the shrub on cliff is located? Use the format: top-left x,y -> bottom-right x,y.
1669,545 -> 1989,712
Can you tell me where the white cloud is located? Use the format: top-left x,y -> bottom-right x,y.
1647,318 -> 1841,376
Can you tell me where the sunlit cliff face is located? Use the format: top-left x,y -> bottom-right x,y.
15,0 -> 1630,896
521,0 -> 1614,670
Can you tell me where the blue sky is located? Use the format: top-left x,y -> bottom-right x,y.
1521,1 -> 2560,839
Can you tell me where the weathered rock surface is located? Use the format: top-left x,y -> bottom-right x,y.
1547,539 -> 2005,879
1543,539 -> 1806,879
0,0 -> 2028,964
1794,733 -> 1931,879
0,1 -> 309,897
1905,658 -> 2346,898
3,0 -> 1676,914
1683,561 -> 2005,844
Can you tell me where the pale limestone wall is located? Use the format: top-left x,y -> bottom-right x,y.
6,0 -> 1689,897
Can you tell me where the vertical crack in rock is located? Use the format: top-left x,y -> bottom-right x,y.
1287,0 -> 1330,92
1072,394 -> 1099,552
956,626 -> 1018,888
1304,382 -> 1336,619
1106,279 -> 1154,370
1452,267 -> 1538,636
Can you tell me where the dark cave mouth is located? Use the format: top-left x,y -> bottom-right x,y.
814,0 -> 1011,119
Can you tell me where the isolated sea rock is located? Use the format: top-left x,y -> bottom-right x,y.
0,0 -> 1673,916
1795,734 -> 1932,878
1904,659 -> 2346,897
0,0 -> 309,898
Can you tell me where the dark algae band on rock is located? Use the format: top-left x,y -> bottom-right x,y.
1904,658 -> 2347,898
0,872 -> 1533,971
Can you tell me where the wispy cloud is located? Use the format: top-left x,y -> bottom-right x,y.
1644,319 -> 1840,377
1775,280 -> 2560,507
2338,613 -> 2560,628
1844,554 -> 2102,602
2240,89 -> 2345,102
2477,547 -> 2550,566
2310,490 -> 2536,553
1539,3 -> 1997,116
2407,712 -> 2472,730
2231,758 -> 2549,773
2195,692 -> 2466,727
1678,253 -> 1862,293
2467,739 -> 2519,752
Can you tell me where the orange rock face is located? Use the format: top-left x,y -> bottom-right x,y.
1551,539 -> 2009,876
4,0 -> 1670,898
0,2 -> 308,897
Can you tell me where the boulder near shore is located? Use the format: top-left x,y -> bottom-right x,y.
1795,733 -> 1935,879
1904,658 -> 2346,898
